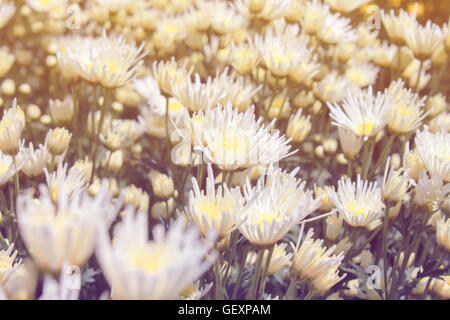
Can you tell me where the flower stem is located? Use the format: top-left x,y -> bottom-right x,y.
284,275 -> 298,300
247,248 -> 264,300
258,244 -> 274,300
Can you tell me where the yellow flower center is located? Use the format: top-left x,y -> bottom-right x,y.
0,162 -> 10,177
127,246 -> 170,274
347,202 -> 369,218
195,198 -> 233,219
356,120 -> 375,136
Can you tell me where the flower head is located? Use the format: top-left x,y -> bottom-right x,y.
330,175 -> 385,230
96,212 -> 215,299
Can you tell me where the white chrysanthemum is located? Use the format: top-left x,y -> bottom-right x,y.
299,0 -> 330,35
187,103 -> 295,171
373,41 -> 398,68
0,46 -> 14,78
403,142 -> 426,181
178,281 -> 213,300
96,212 -> 216,300
67,32 -> 147,88
325,0 -> 369,13
55,35 -> 85,82
262,242 -> 292,275
0,2 -> 15,29
327,86 -> 391,140
0,99 -> 25,156
152,57 -> 193,95
382,157 -> 413,203
402,58 -> 431,91
185,164 -> 244,239
286,109 -> 312,144
337,127 -> 364,160
44,162 -> 87,202
209,68 -> 260,112
235,0 -> 292,21
39,263 -> 80,300
0,244 -> 20,286
415,126 -> 450,182
414,171 -> 450,211
17,181 -> 120,274
292,228 -> 346,294
238,167 -> 322,247
315,72 -> 358,103
330,175 -> 385,230
254,23 -> 311,77
0,152 -> 18,187
26,0 -> 67,13
429,112 -> 450,133
437,216 -> 450,252
345,60 -> 379,88
173,73 -> 226,113
17,142 -> 50,178
317,13 -> 357,44
381,7 -> 418,45
387,79 -> 428,134
200,0 -> 248,34
94,0 -> 134,12
49,95 -> 74,126
404,20 -> 445,60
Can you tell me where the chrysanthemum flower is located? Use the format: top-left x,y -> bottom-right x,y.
436,216 -> 450,252
414,171 -> 450,211
55,35 -> 84,82
0,2 -> 15,29
0,99 -> 25,156
0,152 -> 19,186
345,60 -> 379,88
200,0 -> 248,35
299,0 -> 330,35
67,32 -> 147,88
186,103 -> 295,171
330,175 -> 385,230
382,157 -> 413,203
26,0 -> 67,14
337,127 -> 364,161
317,13 -> 357,44
254,23 -> 311,77
49,96 -> 74,126
151,57 -> 193,95
381,7 -> 418,45
404,20 -> 445,61
415,126 -> 450,182
286,109 -> 312,144
44,162 -> 87,202
325,0 -> 370,13
239,166 -> 322,247
386,80 -> 428,134
315,72 -> 357,103
17,181 -> 120,274
292,228 -> 346,295
185,164 -> 244,239
261,242 -> 292,276
0,244 -> 20,286
327,86 -> 391,140
178,281 -> 213,300
16,142 -> 49,178
0,46 -> 15,78
96,212 -> 216,299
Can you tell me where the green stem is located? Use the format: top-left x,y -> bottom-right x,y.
258,244 -> 274,300
382,208 -> 390,299
414,60 -> 423,93
361,138 -> 375,180
247,248 -> 264,300
214,246 -> 224,300
368,134 -> 395,179
231,244 -> 249,300
284,276 -> 298,300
